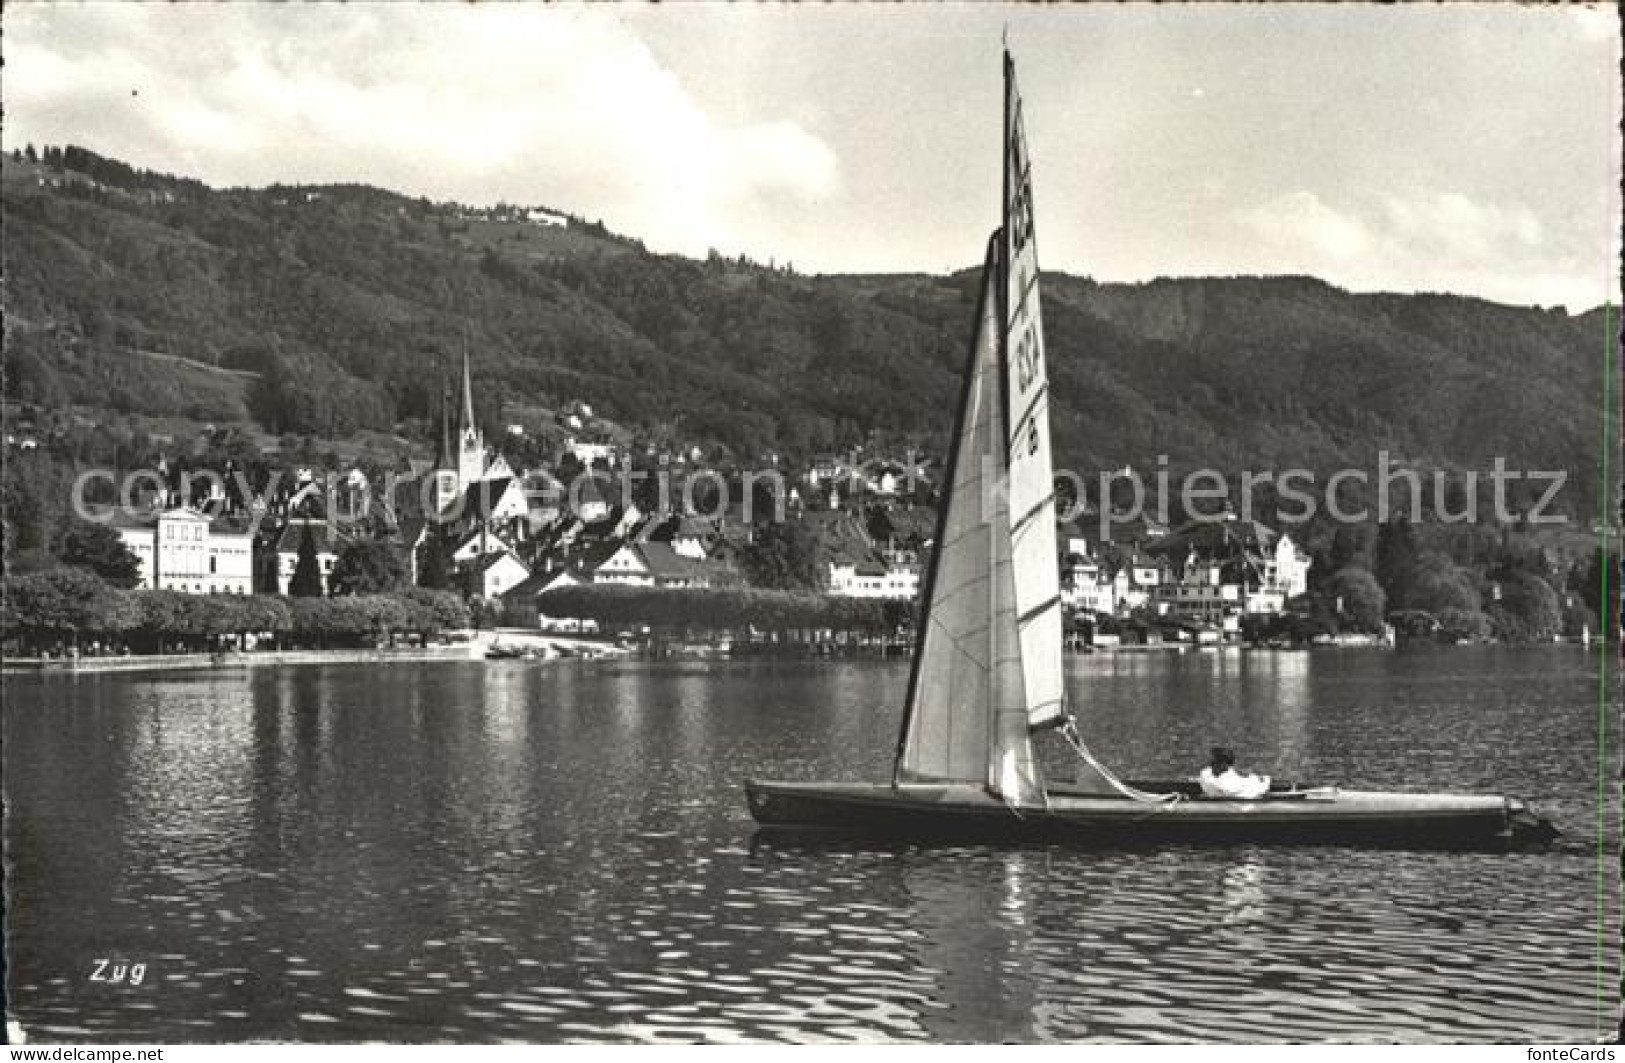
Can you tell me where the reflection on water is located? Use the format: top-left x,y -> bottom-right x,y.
3,647 -> 1616,1042
1219,859 -> 1267,928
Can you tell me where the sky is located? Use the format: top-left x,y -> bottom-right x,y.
5,3 -> 1620,310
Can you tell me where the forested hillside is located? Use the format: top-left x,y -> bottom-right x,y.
2,146 -> 1609,520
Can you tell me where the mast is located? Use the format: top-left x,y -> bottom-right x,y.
1000,50 -> 1177,805
1000,47 -> 1012,402
1000,48 -> 1067,737
893,51 -> 1048,807
996,49 -> 1016,785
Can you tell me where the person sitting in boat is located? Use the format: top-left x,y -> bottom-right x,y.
1198,747 -> 1272,799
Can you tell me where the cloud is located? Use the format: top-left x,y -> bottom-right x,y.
1379,192 -> 1543,262
1237,191 -> 1374,262
1234,189 -> 1609,310
2,5 -> 1614,306
2,5 -> 840,259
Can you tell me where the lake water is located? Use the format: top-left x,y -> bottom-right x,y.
3,646 -> 1617,1043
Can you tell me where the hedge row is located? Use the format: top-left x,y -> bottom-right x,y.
2,568 -> 470,646
537,584 -> 914,634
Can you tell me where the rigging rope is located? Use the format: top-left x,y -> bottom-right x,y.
1057,715 -> 1183,807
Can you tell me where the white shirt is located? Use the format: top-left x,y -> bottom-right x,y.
1199,766 -> 1272,800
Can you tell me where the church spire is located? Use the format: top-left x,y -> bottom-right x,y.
454,333 -> 488,490
436,370 -> 455,471
459,335 -> 476,439
429,364 -> 461,516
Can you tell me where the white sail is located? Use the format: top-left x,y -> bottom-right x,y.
896,236 -> 1005,788
895,51 -> 1141,808
1000,56 -> 1160,800
1001,54 -> 1066,735
988,415 -> 1048,806
895,232 -> 1048,807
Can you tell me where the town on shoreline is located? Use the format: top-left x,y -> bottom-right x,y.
3,349 -> 1611,664
3,145 -> 1615,667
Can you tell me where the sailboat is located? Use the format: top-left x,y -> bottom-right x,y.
745,53 -> 1555,848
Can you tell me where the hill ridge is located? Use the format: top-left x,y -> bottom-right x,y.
1,144 -> 1606,521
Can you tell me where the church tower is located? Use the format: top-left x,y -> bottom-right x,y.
432,378 -> 461,515
455,345 -> 487,489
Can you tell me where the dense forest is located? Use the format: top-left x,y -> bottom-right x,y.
2,144 -> 1611,527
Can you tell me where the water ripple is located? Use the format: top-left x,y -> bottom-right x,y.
3,650 -> 1615,1042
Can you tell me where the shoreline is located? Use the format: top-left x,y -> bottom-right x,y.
3,633 -> 1598,676
1,629 -> 628,675
2,645 -> 480,675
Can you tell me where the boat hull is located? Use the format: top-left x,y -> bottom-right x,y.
744,779 -> 1554,849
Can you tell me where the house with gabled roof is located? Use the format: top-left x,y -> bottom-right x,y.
523,468 -> 566,528
273,517 -> 351,596
1141,515 -> 1310,628
501,566 -> 597,631
450,526 -> 515,565
453,476 -> 528,526
638,512 -> 722,560
465,546 -> 531,600
570,473 -> 613,523
827,552 -> 921,600
586,540 -> 724,590
803,510 -> 920,600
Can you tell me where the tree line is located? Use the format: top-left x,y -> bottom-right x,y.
1292,518 -> 1610,642
1,567 -> 470,655
536,584 -> 913,637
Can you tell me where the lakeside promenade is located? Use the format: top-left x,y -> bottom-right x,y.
8,629 -> 1591,677
0,630 -> 625,675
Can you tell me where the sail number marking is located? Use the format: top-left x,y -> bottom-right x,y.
1010,322 -> 1044,460
1009,179 -> 1034,257
1013,328 -> 1039,393
1012,400 -> 1042,459
1007,106 -> 1042,464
